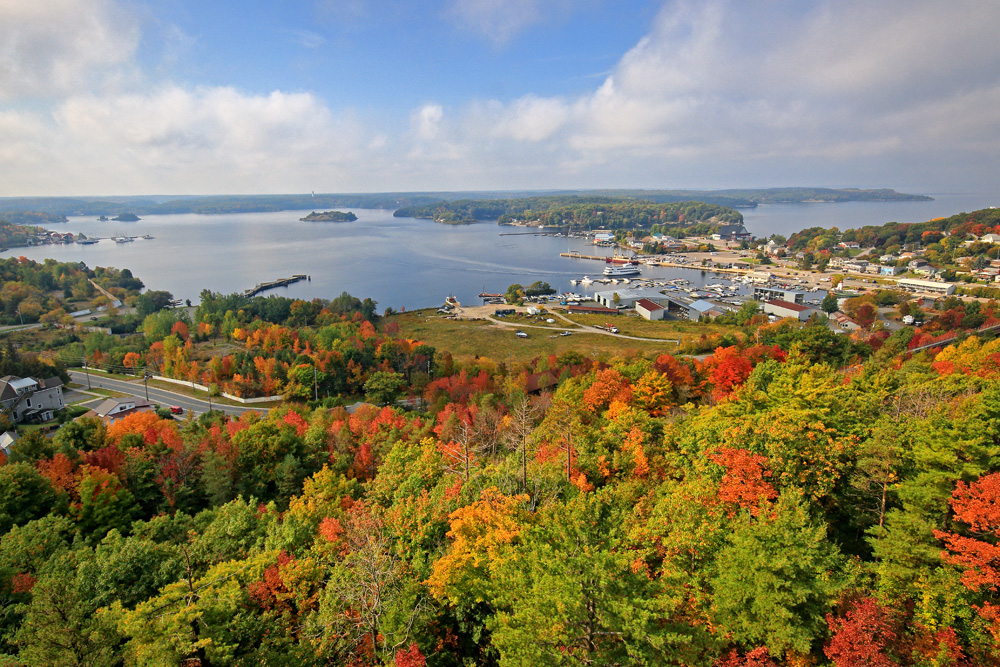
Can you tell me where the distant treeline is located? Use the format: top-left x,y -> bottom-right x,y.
713,187 -> 931,204
394,196 -> 744,229
0,188 -> 928,221
0,211 -> 67,225
787,207 -> 1000,253
0,194 -> 445,218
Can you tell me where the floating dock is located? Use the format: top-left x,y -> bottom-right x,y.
244,274 -> 310,297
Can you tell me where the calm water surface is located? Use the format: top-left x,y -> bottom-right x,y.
5,193 -> 995,310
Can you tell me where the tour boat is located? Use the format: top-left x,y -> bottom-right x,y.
603,263 -> 641,277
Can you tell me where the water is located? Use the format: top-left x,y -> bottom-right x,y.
8,209 -> 726,310
742,192 -> 998,239
5,193 -> 994,310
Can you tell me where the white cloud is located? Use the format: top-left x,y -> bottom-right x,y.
412,104 -> 444,141
4,0 -> 1000,194
0,0 -> 140,98
1,86 -> 386,195
445,0 -> 586,44
439,0 -> 1000,189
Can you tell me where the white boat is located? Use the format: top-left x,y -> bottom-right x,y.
580,276 -> 593,285
603,263 -> 641,277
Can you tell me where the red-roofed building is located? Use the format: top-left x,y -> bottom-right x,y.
763,299 -> 818,322
635,298 -> 665,320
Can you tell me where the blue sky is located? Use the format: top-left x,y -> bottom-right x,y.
2,0 -> 999,196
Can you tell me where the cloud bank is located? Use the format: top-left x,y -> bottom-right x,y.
2,0 -> 999,195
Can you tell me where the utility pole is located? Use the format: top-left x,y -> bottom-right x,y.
84,355 -> 91,390
143,369 -> 149,401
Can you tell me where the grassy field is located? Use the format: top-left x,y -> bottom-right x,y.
390,310 -> 699,363
558,311 -> 739,345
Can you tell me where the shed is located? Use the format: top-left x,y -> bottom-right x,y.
635,298 -> 665,321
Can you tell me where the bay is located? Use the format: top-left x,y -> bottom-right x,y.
742,192 -> 998,238
7,209 -> 716,311
3,192 -> 994,311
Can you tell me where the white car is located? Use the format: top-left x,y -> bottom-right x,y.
515,331 -> 528,338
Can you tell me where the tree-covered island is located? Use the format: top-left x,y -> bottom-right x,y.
300,210 -> 358,222
394,195 -> 744,230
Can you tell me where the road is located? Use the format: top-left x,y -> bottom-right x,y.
455,304 -> 681,344
68,371 -> 269,418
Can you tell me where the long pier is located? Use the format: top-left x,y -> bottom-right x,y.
244,274 -> 310,297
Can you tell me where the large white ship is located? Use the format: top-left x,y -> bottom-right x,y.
603,263 -> 641,277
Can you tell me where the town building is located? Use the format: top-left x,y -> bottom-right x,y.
635,298 -> 666,321
752,287 -> 805,304
896,278 -> 956,295
711,224 -> 753,242
763,299 -> 818,322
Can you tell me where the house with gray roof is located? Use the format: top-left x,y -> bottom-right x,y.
0,375 -> 65,423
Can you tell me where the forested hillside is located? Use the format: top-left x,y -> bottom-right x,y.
1,288 -> 999,665
394,196 -> 743,229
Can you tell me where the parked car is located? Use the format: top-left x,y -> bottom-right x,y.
170,406 -> 183,414
515,331 -> 528,338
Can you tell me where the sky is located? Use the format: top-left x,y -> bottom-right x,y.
1,0 -> 999,196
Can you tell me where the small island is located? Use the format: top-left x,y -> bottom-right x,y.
113,213 -> 141,222
300,210 -> 357,222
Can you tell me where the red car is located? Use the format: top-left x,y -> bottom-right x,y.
169,406 -> 183,414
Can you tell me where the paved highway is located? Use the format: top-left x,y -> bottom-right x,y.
68,371 -> 269,418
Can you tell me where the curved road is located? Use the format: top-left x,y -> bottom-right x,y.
68,371 -> 268,418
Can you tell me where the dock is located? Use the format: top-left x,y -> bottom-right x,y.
244,274 -> 310,297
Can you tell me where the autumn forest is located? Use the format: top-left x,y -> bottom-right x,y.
0,255 -> 999,667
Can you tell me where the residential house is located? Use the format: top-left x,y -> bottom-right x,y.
0,431 -> 17,459
881,265 -> 904,276
84,397 -> 156,425
981,233 -> 1000,244
830,311 -> 861,331
0,375 -> 65,423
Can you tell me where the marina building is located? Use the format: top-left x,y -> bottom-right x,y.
752,287 -> 805,304
635,299 -> 665,321
763,299 -> 818,322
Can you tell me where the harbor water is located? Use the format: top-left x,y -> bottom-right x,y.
4,193 -> 994,311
